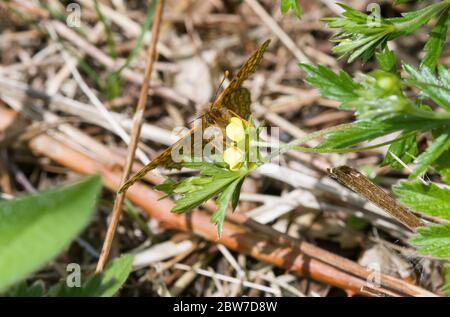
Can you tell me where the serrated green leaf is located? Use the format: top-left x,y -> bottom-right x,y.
300,64 -> 361,103
280,0 -> 301,18
169,163 -> 244,214
182,162 -> 230,176
154,177 -> 178,196
318,113 -> 449,150
48,255 -> 133,297
231,178 -> 245,210
325,2 -> 449,63
211,177 -> 243,238
421,9 -> 450,70
410,224 -> 450,257
393,181 -> 450,219
376,47 -> 398,74
390,2 -> 450,34
0,176 -> 101,292
382,133 -> 417,168
404,64 -> 450,111
410,131 -> 450,179
172,173 -> 239,214
317,120 -> 395,149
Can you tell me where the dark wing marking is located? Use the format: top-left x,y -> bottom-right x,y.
213,39 -> 270,116
221,87 -> 251,119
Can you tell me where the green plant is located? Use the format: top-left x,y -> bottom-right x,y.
280,0 -> 301,18
153,0 -> 450,294
6,255 -> 133,297
156,117 -> 264,237
296,1 -> 450,294
323,1 -> 450,63
0,176 -> 132,296
46,255 -> 133,297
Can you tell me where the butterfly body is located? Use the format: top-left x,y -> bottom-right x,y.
119,39 -> 271,193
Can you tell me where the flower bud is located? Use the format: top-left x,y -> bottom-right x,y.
223,146 -> 244,171
226,117 -> 246,143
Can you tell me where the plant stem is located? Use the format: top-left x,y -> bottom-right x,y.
287,131 -> 416,154
96,0 -> 165,273
261,123 -> 354,164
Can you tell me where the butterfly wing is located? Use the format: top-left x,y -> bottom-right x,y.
221,87 -> 251,118
213,39 -> 271,118
118,125 -> 202,193
119,39 -> 271,193
225,39 -> 271,91
118,145 -> 174,193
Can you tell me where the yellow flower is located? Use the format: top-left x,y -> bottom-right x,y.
226,117 -> 246,143
223,146 -> 244,171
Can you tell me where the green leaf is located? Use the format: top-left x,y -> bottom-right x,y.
324,2 -> 450,63
106,72 -> 121,100
49,255 -> 133,297
376,47 -> 398,74
394,0 -> 419,4
390,2 -> 450,34
443,264 -> 450,296
404,64 -> 450,111
410,131 -> 450,179
182,162 -> 229,176
94,255 -> 133,296
436,149 -> 450,185
318,113 -> 448,150
211,177 -> 243,238
300,64 -> 361,103
421,9 -> 450,70
280,0 -> 301,18
172,173 -> 239,213
0,176 -> 101,292
382,133 -> 417,168
410,224 -> 450,257
323,4 -> 393,63
165,162 -> 245,214
393,181 -> 450,219
154,177 -> 178,196
5,280 -> 45,297
231,178 -> 245,210
317,120 -> 395,149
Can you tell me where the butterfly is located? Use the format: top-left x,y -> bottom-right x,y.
118,39 -> 271,193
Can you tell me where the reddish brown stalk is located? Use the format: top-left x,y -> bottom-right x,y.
96,0 -> 165,272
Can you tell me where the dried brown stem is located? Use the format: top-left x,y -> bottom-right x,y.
95,0 -> 165,273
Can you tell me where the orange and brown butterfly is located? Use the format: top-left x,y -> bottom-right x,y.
118,39 -> 271,193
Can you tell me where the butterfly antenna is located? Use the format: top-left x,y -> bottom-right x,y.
187,113 -> 205,126
212,70 -> 229,102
